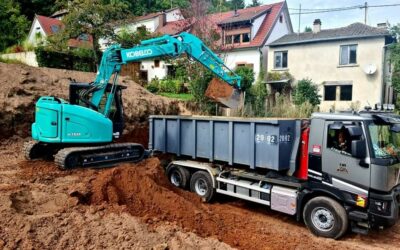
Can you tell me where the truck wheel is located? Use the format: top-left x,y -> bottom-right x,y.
167,165 -> 190,189
303,196 -> 348,239
190,171 -> 215,203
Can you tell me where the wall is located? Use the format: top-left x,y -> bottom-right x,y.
267,37 -> 387,111
222,49 -> 261,81
262,9 -> 290,79
166,9 -> 183,22
27,18 -> 46,45
0,52 -> 38,67
140,60 -> 168,82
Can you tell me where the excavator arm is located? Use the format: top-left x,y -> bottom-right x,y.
88,32 -> 242,116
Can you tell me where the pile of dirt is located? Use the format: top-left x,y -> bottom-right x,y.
86,158 -> 400,250
0,62 -> 185,140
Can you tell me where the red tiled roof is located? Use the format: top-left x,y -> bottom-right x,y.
157,19 -> 193,35
36,15 -> 64,35
36,15 -> 93,48
156,2 -> 285,50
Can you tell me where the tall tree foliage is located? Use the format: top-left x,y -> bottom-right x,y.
62,0 -> 128,64
15,0 -> 57,20
0,0 -> 29,52
247,0 -> 261,8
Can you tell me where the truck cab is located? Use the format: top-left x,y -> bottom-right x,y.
308,112 -> 400,232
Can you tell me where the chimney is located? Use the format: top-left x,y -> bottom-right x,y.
158,11 -> 166,28
233,5 -> 239,17
313,19 -> 321,33
377,22 -> 388,29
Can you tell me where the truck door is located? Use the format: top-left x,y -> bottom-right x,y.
321,121 -> 370,196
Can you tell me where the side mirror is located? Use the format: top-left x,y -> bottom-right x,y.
346,125 -> 363,137
351,140 -> 367,159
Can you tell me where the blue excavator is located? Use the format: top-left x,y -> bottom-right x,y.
24,32 -> 242,169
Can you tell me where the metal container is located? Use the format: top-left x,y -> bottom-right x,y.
149,115 -> 301,171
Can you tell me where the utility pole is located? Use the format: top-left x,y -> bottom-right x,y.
364,2 -> 368,24
298,4 -> 301,33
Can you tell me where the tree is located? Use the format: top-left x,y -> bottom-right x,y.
247,0 -> 261,8
304,26 -> 312,32
15,0 -> 57,21
234,66 -> 254,91
230,0 -> 245,10
390,23 -> 400,41
62,0 -> 128,64
114,26 -> 154,48
292,78 -> 321,106
0,0 -> 29,52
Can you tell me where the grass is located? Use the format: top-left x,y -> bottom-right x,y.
159,92 -> 194,101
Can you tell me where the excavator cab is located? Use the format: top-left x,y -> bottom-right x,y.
69,82 -> 126,136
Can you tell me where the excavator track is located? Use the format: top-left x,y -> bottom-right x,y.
54,143 -> 146,170
24,140 -> 54,160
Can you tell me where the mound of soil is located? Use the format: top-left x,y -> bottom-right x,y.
86,158 -> 400,250
0,62 -> 184,140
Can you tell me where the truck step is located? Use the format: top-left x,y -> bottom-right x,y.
216,176 -> 271,206
230,170 -> 304,189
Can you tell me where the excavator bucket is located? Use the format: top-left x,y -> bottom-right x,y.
205,78 -> 242,109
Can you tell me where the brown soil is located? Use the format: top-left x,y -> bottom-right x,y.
0,63 -> 399,249
205,77 -> 235,99
0,62 -> 184,140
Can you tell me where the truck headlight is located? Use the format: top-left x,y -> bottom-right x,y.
370,199 -> 391,215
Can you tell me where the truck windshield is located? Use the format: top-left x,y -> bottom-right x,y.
368,123 -> 400,159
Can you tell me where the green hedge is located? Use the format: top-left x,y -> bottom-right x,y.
34,47 -> 97,72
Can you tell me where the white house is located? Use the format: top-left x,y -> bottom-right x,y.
267,20 -> 394,111
27,14 -> 92,48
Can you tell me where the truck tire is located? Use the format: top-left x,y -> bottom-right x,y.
166,165 -> 190,189
303,196 -> 348,239
190,171 -> 215,203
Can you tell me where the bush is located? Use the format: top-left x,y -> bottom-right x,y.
159,78 -> 183,94
292,78 -> 321,106
34,46 -> 96,72
146,78 -> 160,93
234,66 -> 254,91
268,96 -> 316,118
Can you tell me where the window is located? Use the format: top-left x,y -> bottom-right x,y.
340,45 -> 357,65
236,63 -> 254,70
137,25 -> 146,33
324,85 -> 353,101
242,33 -> 250,43
279,15 -> 283,23
327,126 -> 352,155
225,35 -> 233,44
154,60 -> 160,68
50,25 -> 60,33
274,51 -> 288,68
233,34 -> 241,44
340,85 -> 352,100
324,86 -> 336,101
78,34 -> 89,41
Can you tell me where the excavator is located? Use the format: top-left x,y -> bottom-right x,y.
24,32 -> 242,169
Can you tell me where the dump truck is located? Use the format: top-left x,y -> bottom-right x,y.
149,111 -> 400,239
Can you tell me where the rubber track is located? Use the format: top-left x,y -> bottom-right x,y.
23,140 -> 42,160
55,143 -> 144,170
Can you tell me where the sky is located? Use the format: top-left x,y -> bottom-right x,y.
244,0 -> 400,32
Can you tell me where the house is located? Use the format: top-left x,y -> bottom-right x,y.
267,20 -> 394,111
102,2 -> 293,83
99,8 -> 185,82
211,1 -> 292,82
27,14 -> 93,48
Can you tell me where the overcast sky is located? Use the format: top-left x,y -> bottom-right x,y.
244,0 -> 400,32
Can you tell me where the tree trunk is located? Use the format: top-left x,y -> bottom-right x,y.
91,34 -> 99,72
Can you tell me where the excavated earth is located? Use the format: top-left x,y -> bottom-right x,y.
0,63 -> 400,249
